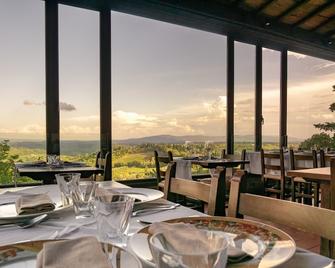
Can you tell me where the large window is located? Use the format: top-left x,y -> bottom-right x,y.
234,41 -> 255,153
0,0 -> 45,184
111,12 -> 227,180
59,5 -> 100,165
262,48 -> 280,150
288,52 -> 335,149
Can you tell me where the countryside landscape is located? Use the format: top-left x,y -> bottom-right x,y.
0,135 -> 302,185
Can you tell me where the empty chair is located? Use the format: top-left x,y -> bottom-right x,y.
290,149 -> 319,206
95,152 -> 111,181
228,166 -> 335,258
261,148 -> 287,199
154,150 -> 173,190
163,161 -> 226,216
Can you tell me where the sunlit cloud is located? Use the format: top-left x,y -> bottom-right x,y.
23,100 -> 76,111
288,51 -> 307,59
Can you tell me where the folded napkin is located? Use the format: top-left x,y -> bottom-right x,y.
15,194 -> 55,215
36,236 -> 111,268
149,222 -> 215,254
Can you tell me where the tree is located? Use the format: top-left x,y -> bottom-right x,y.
300,86 -> 335,149
0,140 -> 19,184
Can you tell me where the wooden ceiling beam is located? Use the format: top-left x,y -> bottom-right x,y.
276,0 -> 309,21
255,0 -> 276,14
293,1 -> 335,27
312,15 -> 335,32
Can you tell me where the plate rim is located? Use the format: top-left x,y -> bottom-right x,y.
129,216 -> 296,268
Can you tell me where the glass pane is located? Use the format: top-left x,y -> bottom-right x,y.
59,5 -> 99,166
234,41 -> 255,153
288,51 -> 335,150
0,0 -> 45,185
111,12 -> 226,180
262,48 -> 280,150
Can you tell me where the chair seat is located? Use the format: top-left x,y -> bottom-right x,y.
293,176 -> 307,183
264,173 -> 281,180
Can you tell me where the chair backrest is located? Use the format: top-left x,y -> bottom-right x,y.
163,162 -> 226,216
290,149 -> 317,170
260,148 -> 285,177
320,149 -> 333,167
227,167 -> 335,247
154,150 -> 173,183
96,152 -> 111,181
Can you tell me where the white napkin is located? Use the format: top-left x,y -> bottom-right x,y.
15,194 -> 55,215
175,159 -> 192,180
36,236 -> 111,268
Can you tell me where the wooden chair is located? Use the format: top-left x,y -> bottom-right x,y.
154,150 -> 173,190
95,152 -> 111,181
290,149 -> 319,206
320,149 -> 332,167
228,169 -> 335,258
261,148 -> 286,199
164,162 -> 226,216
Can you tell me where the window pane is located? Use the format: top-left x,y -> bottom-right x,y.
111,12 -> 226,180
59,5 -> 99,165
262,48 -> 280,150
234,41 -> 255,153
0,0 -> 45,184
288,52 -> 335,150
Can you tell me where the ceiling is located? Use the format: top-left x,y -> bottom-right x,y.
54,0 -> 335,61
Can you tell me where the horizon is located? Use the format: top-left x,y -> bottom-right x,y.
0,0 -> 334,142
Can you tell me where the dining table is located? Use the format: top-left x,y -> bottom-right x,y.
0,181 -> 334,268
287,166 -> 334,258
14,162 -> 104,185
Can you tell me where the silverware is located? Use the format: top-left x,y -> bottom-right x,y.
136,219 -> 154,225
132,204 -> 180,217
0,214 -> 48,229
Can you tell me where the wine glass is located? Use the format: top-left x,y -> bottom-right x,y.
204,141 -> 214,160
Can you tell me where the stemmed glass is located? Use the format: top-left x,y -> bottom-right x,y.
204,141 -> 214,159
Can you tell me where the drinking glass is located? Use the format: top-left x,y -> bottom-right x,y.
47,154 -> 61,167
94,194 -> 135,247
71,180 -> 97,219
149,231 -> 228,268
55,173 -> 81,206
204,141 -> 214,159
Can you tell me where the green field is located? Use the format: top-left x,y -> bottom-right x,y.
0,141 -> 298,185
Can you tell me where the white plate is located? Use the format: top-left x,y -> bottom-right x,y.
100,188 -> 164,204
0,202 -> 71,222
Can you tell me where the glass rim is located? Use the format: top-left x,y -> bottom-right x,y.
149,231 -> 228,257
95,193 -> 135,201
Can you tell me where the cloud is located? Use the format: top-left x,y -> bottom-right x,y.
313,62 -> 335,70
59,102 -> 76,112
23,100 -> 76,111
23,100 -> 44,106
66,115 -> 99,122
288,51 -> 307,59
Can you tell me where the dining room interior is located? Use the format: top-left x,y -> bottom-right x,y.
0,0 -> 335,267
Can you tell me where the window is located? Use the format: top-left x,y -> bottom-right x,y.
59,5 -> 100,165
262,48 -> 280,150
111,11 -> 227,180
288,52 -> 335,149
234,41 -> 255,153
0,0 -> 45,184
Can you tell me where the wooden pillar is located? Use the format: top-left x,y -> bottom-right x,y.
99,9 -> 112,163
255,45 -> 262,151
45,0 -> 60,156
280,49 -> 288,148
227,36 -> 234,154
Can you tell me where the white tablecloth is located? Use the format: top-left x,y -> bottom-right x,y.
0,183 -> 333,268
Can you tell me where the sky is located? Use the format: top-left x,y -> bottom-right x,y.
0,0 -> 334,142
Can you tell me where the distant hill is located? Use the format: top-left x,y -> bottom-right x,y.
4,134 -> 302,155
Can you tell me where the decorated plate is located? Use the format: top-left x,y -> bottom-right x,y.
129,216 -> 296,268
0,240 -> 142,268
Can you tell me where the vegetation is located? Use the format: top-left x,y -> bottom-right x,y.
0,141 -> 287,185
300,86 -> 335,150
